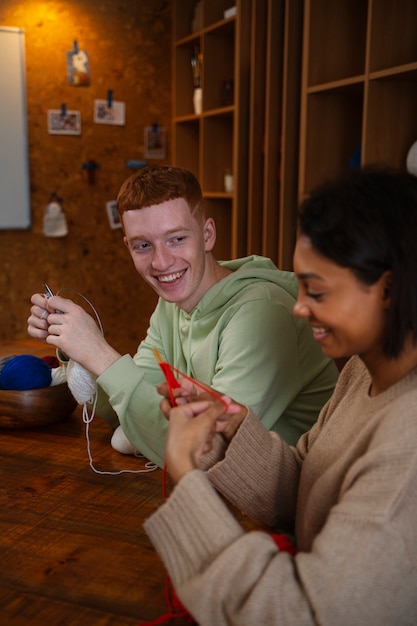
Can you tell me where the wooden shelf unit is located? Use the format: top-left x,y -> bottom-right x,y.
172,0 -> 303,268
172,0 -> 251,261
299,0 -> 417,202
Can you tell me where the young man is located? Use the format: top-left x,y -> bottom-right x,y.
28,166 -> 338,467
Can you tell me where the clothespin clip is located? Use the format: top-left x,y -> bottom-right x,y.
107,89 -> 113,108
61,103 -> 67,117
81,159 -> 100,185
73,40 -> 79,54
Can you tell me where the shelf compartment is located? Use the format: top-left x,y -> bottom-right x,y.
364,75 -> 417,168
173,0 -> 199,40
174,38 -> 201,117
301,83 -> 364,196
306,0 -> 368,86
202,113 -> 234,193
203,197 -> 232,262
203,1 -> 237,28
369,0 -> 417,72
203,21 -> 235,111
172,120 -> 200,180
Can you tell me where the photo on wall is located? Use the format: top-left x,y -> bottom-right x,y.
47,110 -> 81,135
94,99 -> 125,125
144,126 -> 167,159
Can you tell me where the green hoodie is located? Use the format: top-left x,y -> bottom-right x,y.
97,256 -> 338,467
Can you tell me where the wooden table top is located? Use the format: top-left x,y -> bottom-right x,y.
0,341 -> 190,625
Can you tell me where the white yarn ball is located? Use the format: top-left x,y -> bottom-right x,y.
406,140 -> 417,176
66,359 -> 97,404
111,424 -> 137,455
50,365 -> 67,386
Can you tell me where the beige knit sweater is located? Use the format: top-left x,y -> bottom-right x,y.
144,356 -> 417,624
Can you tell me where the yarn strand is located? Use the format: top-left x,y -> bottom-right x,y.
52,285 -> 158,477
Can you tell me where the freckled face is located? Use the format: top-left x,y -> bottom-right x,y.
293,235 -> 389,362
122,198 -> 216,313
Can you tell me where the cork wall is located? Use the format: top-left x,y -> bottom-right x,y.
0,0 -> 171,355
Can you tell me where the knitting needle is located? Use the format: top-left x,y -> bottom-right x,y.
152,347 -> 180,406
151,347 -> 229,408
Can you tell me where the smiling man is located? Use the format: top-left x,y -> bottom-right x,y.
28,166 -> 338,467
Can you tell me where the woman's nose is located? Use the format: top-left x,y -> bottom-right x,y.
293,298 -> 311,318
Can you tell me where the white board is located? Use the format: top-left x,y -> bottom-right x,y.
0,27 -> 30,229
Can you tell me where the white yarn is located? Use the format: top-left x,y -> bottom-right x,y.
111,424 -> 138,455
67,359 -> 97,404
51,287 -> 157,476
50,365 -> 67,386
66,357 -> 157,475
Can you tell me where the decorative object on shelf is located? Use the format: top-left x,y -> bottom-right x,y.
191,46 -> 203,114
222,79 -> 234,106
224,169 -> 234,193
193,87 -> 203,115
43,191 -> 68,238
224,6 -> 237,19
406,140 -> 417,177
66,39 -> 90,87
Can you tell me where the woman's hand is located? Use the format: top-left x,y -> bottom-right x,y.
157,377 -> 201,416
158,377 -> 248,444
165,399 -> 230,483
164,394 -> 248,483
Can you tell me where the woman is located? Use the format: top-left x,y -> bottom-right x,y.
144,166 -> 417,624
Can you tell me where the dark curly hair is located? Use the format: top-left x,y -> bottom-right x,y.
298,166 -> 417,358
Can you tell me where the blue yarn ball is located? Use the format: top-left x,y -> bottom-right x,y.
0,354 -> 52,391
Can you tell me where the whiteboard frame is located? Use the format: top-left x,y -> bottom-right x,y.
0,26 -> 31,229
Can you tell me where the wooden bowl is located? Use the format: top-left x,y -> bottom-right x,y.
0,383 -> 77,429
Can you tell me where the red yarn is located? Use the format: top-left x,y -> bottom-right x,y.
42,355 -> 60,368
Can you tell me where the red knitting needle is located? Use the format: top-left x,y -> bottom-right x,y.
152,347 -> 229,408
152,347 -> 180,406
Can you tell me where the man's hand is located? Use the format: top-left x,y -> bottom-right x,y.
28,292 -> 121,376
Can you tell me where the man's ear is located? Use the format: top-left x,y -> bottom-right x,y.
203,217 -> 216,251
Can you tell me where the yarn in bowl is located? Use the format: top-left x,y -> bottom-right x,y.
0,354 -> 77,429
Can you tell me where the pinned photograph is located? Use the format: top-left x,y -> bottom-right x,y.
94,99 -> 125,126
144,125 -> 167,159
48,109 -> 81,135
106,200 -> 122,230
66,47 -> 90,86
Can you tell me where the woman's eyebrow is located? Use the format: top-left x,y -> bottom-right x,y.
296,271 -> 325,281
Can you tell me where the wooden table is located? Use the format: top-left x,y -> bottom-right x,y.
0,342 -> 190,625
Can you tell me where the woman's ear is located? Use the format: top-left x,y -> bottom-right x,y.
203,217 -> 216,251
381,270 -> 393,305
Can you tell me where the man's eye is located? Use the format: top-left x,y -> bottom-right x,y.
169,236 -> 186,245
133,242 -> 150,252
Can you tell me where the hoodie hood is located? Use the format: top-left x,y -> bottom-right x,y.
192,255 -> 299,316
